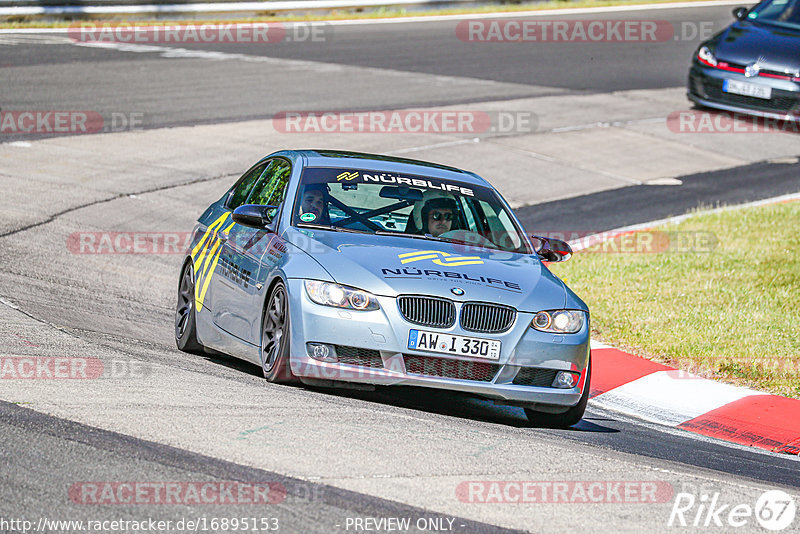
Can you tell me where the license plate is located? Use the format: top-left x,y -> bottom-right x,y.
407,329 -> 501,360
723,79 -> 772,100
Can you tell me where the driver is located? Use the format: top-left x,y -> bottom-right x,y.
298,184 -> 330,224
420,197 -> 457,237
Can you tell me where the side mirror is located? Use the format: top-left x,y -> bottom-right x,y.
530,235 -> 573,262
232,204 -> 277,228
732,7 -> 748,19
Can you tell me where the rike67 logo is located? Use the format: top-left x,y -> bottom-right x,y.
669,489 -> 796,530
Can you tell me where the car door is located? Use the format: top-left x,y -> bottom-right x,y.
211,158 -> 293,344
192,160 -> 267,318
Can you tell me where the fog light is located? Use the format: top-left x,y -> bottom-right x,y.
307,343 -> 338,362
553,371 -> 579,389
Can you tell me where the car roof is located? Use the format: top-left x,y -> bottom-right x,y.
288,149 -> 490,187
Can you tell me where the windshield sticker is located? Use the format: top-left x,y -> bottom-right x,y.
361,173 -> 474,196
303,168 -> 480,197
300,212 -> 317,222
336,171 -> 359,181
398,250 -> 483,266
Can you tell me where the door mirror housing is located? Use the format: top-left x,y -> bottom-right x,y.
732,7 -> 748,19
530,235 -> 573,262
232,204 -> 277,228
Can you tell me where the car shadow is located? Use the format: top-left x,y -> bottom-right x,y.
308,383 -> 619,433
197,350 -> 263,376
200,351 -> 619,432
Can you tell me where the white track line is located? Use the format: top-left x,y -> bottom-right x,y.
592,370 -> 764,426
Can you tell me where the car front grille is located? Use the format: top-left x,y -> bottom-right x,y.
513,367 -> 559,387
334,346 -> 384,368
398,296 -> 456,329
404,355 -> 499,382
460,303 -> 516,334
722,62 -> 797,79
704,79 -> 799,113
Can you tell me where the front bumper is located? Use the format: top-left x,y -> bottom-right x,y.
286,279 -> 590,408
687,64 -> 800,122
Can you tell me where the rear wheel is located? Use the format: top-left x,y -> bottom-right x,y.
525,357 -> 591,428
261,281 -> 297,383
175,262 -> 203,354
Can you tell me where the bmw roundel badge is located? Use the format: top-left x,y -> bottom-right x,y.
451,287 -> 465,296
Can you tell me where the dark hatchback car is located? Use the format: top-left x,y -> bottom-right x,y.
688,0 -> 800,121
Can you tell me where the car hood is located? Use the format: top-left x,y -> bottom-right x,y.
285,227 -> 568,311
712,21 -> 800,72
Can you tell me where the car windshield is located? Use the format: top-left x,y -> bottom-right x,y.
292,167 -> 531,253
748,0 -> 800,30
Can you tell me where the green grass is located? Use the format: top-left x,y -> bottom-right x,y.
0,0 -> 722,28
549,201 -> 800,398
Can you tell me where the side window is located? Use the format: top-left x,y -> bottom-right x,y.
228,162 -> 268,210
247,159 -> 292,207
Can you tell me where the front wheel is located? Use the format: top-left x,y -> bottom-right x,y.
260,281 -> 297,383
175,261 -> 204,354
525,357 -> 591,428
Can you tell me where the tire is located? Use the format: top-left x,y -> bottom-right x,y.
524,357 -> 591,428
260,281 -> 297,383
175,261 -> 204,354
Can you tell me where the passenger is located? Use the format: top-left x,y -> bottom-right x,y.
406,191 -> 459,236
420,197 -> 457,237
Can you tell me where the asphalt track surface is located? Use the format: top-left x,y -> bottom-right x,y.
0,401 -> 520,533
2,5 -> 738,136
2,4 -> 800,533
515,158 -> 800,232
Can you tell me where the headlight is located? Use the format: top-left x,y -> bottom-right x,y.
304,280 -> 380,310
697,45 -> 718,67
530,310 -> 586,334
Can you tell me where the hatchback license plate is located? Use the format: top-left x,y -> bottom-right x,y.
407,329 -> 501,360
723,79 -> 772,100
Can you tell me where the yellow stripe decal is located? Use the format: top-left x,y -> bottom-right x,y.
196,249 -> 223,308
193,221 -> 236,308
195,239 -> 221,307
398,250 -> 484,266
398,250 -> 450,259
400,254 -> 440,264
200,237 -> 222,280
432,259 -> 484,266
191,212 -> 230,262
